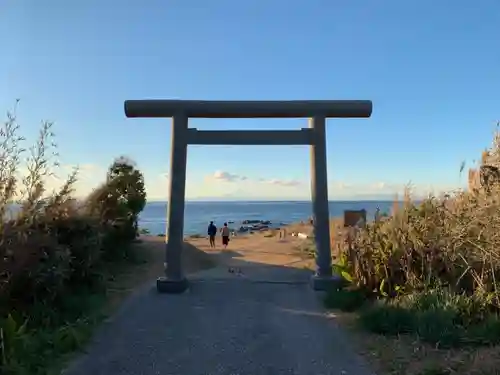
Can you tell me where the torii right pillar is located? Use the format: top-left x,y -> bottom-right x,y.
309,115 -> 339,290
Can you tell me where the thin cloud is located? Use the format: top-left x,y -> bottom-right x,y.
211,170 -> 248,182
372,181 -> 388,190
207,172 -> 300,187
261,178 -> 302,187
331,182 -> 352,190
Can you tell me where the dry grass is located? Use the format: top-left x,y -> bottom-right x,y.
323,128 -> 500,375
329,217 -> 344,259
343,185 -> 500,301
328,185 -> 500,374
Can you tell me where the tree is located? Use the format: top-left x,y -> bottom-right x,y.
106,156 -> 147,239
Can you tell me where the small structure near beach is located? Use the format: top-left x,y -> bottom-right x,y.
124,99 -> 373,293
343,209 -> 367,228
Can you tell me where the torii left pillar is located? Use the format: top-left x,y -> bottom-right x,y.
157,113 -> 189,293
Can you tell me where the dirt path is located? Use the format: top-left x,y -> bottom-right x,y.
186,232 -> 315,281
63,233 -> 375,375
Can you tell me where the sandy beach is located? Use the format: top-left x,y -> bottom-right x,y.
138,224 -> 319,282
149,217 -> 350,277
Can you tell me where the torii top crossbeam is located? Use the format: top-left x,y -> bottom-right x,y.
124,99 -> 372,119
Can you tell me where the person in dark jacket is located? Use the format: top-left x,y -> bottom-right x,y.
207,221 -> 217,248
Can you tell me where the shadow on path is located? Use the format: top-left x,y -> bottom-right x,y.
62,241 -> 375,375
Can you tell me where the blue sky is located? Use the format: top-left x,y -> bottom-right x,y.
1,0 -> 499,200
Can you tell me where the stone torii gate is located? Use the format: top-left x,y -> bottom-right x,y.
124,99 -> 373,293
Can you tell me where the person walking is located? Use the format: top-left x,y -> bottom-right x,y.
207,221 -> 217,248
221,222 -> 230,249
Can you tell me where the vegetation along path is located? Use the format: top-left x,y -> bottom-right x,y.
63,234 -> 375,375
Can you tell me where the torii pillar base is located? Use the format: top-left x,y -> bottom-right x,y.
157,277 -> 189,294
310,274 -> 345,291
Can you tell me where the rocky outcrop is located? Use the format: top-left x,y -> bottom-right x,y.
242,219 -> 271,225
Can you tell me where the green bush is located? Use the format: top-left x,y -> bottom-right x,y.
0,105 -> 147,374
325,287 -> 500,348
84,157 -> 146,260
323,287 -> 370,312
358,289 -> 500,348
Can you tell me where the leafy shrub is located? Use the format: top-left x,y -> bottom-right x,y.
323,287 -> 370,312
0,104 -> 147,373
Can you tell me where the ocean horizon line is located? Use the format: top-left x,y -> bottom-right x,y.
138,199 -> 404,235
146,199 -> 401,203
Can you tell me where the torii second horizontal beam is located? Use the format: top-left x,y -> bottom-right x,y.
124,99 -> 372,119
186,128 -> 314,145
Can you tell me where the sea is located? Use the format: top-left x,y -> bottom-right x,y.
138,200 -> 395,236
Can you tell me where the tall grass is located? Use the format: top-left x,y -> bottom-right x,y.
345,186 -> 500,301
327,127 -> 500,349
0,107 -> 147,374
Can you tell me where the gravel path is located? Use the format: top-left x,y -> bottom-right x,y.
63,264 -> 375,375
